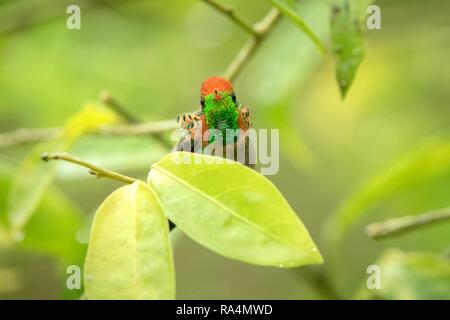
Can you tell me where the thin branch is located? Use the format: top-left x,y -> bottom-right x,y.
366,207 -> 450,240
0,127 -> 60,148
99,120 -> 178,136
224,8 -> 281,81
41,152 -> 136,184
2,6 -> 281,149
0,120 -> 178,148
40,151 -> 177,231
202,0 -> 258,36
100,91 -> 173,149
99,90 -> 140,123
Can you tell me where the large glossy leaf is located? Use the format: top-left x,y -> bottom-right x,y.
270,0 -> 325,55
84,181 -> 175,300
148,152 -> 323,268
330,0 -> 366,97
358,249 -> 450,299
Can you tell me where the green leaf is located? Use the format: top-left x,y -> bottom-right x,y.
270,0 -> 325,55
330,0 -> 366,98
148,152 -> 323,268
7,140 -> 67,234
19,187 -> 86,266
84,181 -> 175,300
19,187 -> 87,300
326,139 -> 450,245
0,163 -> 86,299
358,249 -> 450,299
7,103 -> 121,234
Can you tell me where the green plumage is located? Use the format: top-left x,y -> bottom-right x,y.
203,91 -> 239,144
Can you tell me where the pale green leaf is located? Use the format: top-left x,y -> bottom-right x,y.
84,181 -> 175,300
358,249 -> 450,299
330,0 -> 366,97
148,152 -> 323,268
19,187 -> 86,266
7,102 -> 121,234
7,140 -> 67,233
271,0 -> 325,55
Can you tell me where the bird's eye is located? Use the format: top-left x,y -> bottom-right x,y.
200,96 -> 205,109
231,92 -> 237,104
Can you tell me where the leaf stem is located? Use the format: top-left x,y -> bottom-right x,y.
41,152 -> 136,185
99,91 -> 140,124
366,207 -> 450,240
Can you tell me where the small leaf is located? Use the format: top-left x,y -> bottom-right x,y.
84,181 -> 175,300
148,152 -> 323,268
358,249 -> 450,299
330,1 -> 365,98
7,140 -> 67,233
271,0 -> 325,55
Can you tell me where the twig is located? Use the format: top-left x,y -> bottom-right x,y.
366,207 -> 450,240
202,0 -> 258,36
99,120 -> 178,136
224,8 -> 281,81
100,91 -> 173,149
0,120 -> 178,148
3,5 -> 282,148
99,91 -> 140,123
41,152 -> 136,184
0,127 -> 60,148
40,151 -> 177,231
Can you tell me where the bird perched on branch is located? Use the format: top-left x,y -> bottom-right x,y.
175,76 -> 255,167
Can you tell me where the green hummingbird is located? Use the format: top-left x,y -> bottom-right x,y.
175,76 -> 254,167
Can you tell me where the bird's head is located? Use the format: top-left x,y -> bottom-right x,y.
200,77 -> 239,133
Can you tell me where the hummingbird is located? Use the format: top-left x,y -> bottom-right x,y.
175,76 -> 254,167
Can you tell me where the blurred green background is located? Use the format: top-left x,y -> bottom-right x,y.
0,0 -> 449,299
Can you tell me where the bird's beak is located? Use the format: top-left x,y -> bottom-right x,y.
214,89 -> 221,101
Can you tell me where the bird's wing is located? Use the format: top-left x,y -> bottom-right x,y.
237,105 -> 252,130
175,110 -> 207,152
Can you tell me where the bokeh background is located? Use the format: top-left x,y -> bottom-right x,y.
0,0 -> 449,299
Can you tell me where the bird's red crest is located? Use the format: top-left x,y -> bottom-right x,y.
200,77 -> 233,97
